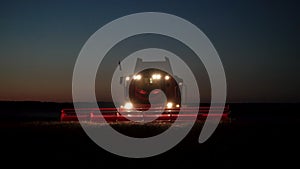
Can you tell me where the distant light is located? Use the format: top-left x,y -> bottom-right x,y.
166,102 -> 173,109
152,74 -> 161,80
165,75 -> 170,80
133,74 -> 142,80
179,82 -> 183,86
176,104 -> 180,108
124,102 -> 133,109
125,76 -> 130,81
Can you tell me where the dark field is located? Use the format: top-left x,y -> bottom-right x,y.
0,102 -> 299,168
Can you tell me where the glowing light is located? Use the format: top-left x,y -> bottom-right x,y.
152,74 -> 161,80
124,102 -> 133,109
133,74 -> 142,80
125,76 -> 130,81
176,104 -> 180,108
165,75 -> 170,80
166,102 -> 173,108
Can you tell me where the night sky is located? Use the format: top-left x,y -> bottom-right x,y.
0,0 -> 299,102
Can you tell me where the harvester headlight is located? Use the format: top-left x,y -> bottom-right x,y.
166,102 -> 173,109
152,74 -> 161,80
124,102 -> 133,109
133,74 -> 142,80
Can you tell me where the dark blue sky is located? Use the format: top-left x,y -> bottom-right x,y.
0,0 -> 299,102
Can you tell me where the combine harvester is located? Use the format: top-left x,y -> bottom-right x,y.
61,57 -> 230,123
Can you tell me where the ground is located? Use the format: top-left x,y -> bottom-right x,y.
0,119 -> 299,168
0,103 -> 299,168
